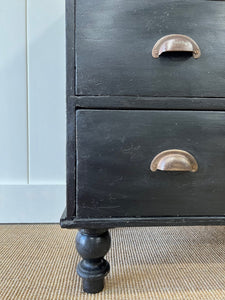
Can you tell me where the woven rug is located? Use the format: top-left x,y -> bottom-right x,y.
0,225 -> 224,300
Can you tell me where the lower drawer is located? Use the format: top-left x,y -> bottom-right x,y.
76,110 -> 225,218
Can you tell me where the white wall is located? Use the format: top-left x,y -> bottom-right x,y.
0,0 -> 66,223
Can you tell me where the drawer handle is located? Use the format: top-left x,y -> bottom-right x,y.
150,149 -> 198,172
152,34 -> 201,59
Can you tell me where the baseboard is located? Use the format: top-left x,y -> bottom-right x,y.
0,184 -> 66,223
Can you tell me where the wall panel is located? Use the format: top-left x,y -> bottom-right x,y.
0,1 -> 66,222
0,0 -> 28,184
0,184 -> 65,223
27,0 -> 66,184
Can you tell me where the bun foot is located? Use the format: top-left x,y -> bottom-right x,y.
76,229 -> 111,293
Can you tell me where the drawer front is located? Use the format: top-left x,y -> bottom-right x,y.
76,0 -> 225,97
76,110 -> 225,218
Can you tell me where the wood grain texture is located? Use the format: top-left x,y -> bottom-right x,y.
76,110 -> 225,218
65,96 -> 225,219
61,215 -> 225,228
63,0 -> 225,228
76,0 -> 225,97
66,99 -> 76,217
71,96 -> 225,111
66,0 -> 76,95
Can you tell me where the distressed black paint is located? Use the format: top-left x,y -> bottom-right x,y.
76,110 -> 225,218
62,0 -> 225,293
76,0 -> 225,97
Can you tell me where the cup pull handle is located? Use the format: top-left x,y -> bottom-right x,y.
150,149 -> 198,172
152,34 -> 201,59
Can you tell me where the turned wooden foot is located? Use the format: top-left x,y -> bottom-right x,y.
75,229 -> 111,293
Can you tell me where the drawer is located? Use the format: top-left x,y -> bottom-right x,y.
76,110 -> 225,218
76,0 -> 225,97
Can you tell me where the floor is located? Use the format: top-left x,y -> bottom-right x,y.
0,224 -> 224,300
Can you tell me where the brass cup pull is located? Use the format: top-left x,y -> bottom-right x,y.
152,34 -> 201,59
150,149 -> 198,172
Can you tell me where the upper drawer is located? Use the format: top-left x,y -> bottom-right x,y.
76,0 -> 225,97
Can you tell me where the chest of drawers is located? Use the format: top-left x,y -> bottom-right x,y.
61,0 -> 225,293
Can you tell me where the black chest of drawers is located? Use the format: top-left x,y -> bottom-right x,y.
61,0 -> 225,293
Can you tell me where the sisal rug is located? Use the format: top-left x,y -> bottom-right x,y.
0,224 -> 224,300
